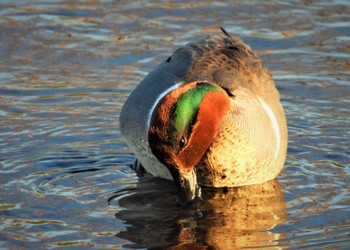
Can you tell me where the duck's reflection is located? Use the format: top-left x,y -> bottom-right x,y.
114,175 -> 286,249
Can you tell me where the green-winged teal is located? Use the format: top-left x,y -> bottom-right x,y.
120,28 -> 288,205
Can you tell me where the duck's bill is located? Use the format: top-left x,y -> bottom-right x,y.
175,168 -> 202,207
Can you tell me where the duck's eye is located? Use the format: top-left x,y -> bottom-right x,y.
179,136 -> 187,149
166,56 -> 172,63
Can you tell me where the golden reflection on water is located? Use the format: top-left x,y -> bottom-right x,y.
115,178 -> 286,249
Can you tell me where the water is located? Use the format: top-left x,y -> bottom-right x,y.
0,1 -> 349,249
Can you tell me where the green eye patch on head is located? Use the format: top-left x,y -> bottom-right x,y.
169,82 -> 224,136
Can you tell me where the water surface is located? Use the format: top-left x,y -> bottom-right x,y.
0,1 -> 349,249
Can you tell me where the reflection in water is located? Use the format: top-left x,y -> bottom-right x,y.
113,175 -> 286,249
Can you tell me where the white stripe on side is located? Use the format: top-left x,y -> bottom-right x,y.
258,97 -> 280,161
147,83 -> 180,130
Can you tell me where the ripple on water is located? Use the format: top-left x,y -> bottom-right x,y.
0,148 -> 136,248
1,0 -> 350,249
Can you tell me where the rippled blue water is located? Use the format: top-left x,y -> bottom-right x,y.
0,1 -> 349,249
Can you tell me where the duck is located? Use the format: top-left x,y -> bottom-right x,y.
120,28 -> 288,206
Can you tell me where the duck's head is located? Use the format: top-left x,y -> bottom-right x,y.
148,81 -> 231,206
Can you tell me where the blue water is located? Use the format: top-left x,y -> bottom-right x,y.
0,1 -> 349,249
